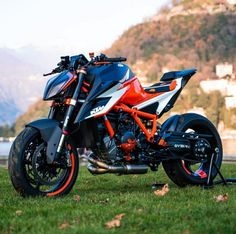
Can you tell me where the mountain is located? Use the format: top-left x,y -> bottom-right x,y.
0,44 -> 80,126
13,0 -> 236,132
106,0 -> 236,82
0,46 -> 65,126
14,99 -> 50,134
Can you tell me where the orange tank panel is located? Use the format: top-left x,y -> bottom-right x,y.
120,77 -> 161,106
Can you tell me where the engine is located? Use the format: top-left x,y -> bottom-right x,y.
120,131 -> 137,161
96,114 -> 141,163
87,114 -> 151,175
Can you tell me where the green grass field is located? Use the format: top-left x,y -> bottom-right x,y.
0,164 -> 236,234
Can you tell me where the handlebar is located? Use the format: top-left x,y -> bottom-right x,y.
43,67 -> 63,77
43,53 -> 127,76
105,57 -> 127,62
93,53 -> 126,63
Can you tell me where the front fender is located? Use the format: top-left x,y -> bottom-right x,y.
26,118 -> 60,142
26,118 -> 62,163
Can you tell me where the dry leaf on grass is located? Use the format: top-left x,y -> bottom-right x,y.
154,184 -> 169,197
115,213 -> 125,220
214,193 -> 228,202
15,210 -> 23,216
105,213 -> 125,229
73,195 -> 81,202
105,219 -> 121,229
58,221 -> 71,230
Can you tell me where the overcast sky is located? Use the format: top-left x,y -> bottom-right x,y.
0,0 -> 169,53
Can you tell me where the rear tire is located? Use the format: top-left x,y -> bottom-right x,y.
8,127 -> 79,197
162,113 -> 223,187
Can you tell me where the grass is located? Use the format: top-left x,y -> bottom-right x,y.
0,164 -> 236,234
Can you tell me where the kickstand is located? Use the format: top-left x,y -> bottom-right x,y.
203,152 -> 236,189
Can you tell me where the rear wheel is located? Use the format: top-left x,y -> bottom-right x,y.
8,127 -> 79,197
162,114 -> 222,186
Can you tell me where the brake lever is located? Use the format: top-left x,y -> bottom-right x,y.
43,72 -> 55,77
43,67 -> 61,77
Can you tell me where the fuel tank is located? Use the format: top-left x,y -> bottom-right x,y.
86,63 -> 135,93
74,63 -> 135,122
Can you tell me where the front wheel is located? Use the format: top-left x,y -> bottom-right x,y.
162,113 -> 223,187
8,127 -> 79,197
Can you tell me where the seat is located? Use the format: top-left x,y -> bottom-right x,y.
160,68 -> 197,82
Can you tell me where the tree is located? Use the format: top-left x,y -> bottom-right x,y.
205,91 -> 225,128
0,124 -> 15,137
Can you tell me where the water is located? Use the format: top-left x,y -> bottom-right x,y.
0,142 -> 12,157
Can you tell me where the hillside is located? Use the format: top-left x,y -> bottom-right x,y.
14,99 -> 50,134
0,48 -> 46,125
12,0 -> 236,133
106,0 -> 236,82
0,46 -> 64,126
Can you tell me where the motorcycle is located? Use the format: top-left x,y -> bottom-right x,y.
8,53 -> 222,197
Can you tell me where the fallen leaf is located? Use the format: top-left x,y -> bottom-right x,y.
15,210 -> 23,216
58,221 -> 71,230
105,219 -> 121,229
73,195 -> 81,202
115,213 -> 125,220
137,208 -> 143,213
105,213 -> 125,229
154,184 -> 169,197
214,193 -> 228,202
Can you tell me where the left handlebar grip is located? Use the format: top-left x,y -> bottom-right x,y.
43,72 -> 54,76
106,57 -> 127,62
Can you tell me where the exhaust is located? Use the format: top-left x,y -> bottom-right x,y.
87,157 -> 148,175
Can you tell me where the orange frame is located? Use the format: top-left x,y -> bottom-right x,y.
104,103 -> 158,142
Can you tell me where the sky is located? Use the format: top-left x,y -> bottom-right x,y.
0,0 -> 170,53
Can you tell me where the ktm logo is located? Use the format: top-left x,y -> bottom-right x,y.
90,105 -> 105,115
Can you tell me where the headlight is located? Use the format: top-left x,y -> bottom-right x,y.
46,81 -> 66,99
43,71 -> 74,100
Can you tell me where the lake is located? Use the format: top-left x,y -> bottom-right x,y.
0,142 -> 12,157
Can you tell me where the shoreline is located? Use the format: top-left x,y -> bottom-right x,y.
0,137 -> 15,143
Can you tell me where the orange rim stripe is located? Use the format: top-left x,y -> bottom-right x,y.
181,161 -> 191,175
47,149 -> 75,197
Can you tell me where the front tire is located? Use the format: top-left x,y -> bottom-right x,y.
8,127 -> 79,197
162,113 -> 223,187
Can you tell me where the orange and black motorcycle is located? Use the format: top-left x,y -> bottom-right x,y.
8,53 -> 222,197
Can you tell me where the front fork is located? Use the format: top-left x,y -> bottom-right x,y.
54,68 -> 87,160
